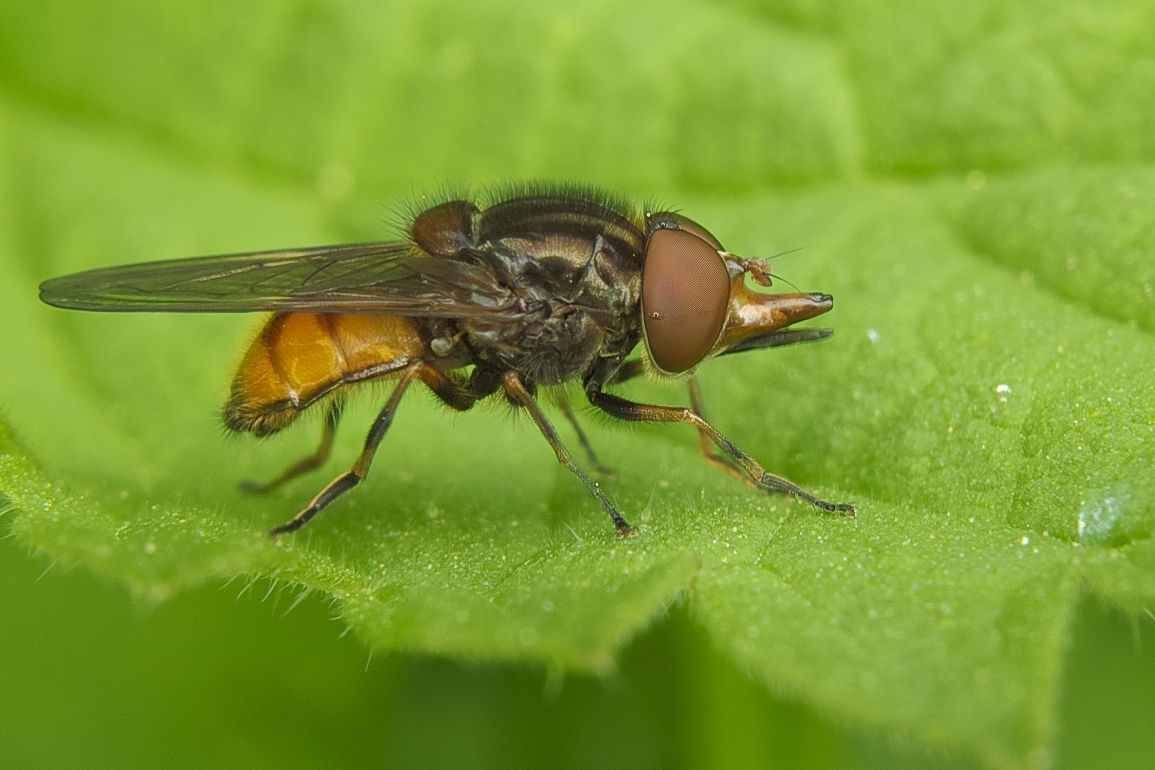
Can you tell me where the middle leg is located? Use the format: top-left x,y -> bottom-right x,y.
555,390 -> 613,477
503,372 -> 634,535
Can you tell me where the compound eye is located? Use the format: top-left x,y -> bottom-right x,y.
642,228 -> 731,373
646,212 -> 724,250
670,215 -> 723,250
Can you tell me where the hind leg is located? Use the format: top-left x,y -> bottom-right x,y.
240,402 -> 343,494
268,363 -> 490,536
269,366 -> 421,535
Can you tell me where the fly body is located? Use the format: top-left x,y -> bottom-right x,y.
39,183 -> 854,536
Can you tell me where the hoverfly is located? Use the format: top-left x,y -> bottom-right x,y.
39,184 -> 853,536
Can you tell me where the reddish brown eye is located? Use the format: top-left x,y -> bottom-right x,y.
642,228 -> 731,373
670,215 -> 723,250
646,212 -> 724,250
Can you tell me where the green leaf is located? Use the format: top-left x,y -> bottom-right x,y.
2,1 -> 1154,768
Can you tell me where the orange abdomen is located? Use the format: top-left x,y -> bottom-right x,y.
224,312 -> 426,436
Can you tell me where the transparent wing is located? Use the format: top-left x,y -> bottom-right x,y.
39,241 -> 517,315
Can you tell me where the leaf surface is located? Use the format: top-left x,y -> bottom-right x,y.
2,1 -> 1154,768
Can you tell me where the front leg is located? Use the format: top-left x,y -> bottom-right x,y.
585,380 -> 854,515
687,376 -> 750,484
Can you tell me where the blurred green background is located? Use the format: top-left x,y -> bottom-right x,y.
3,532 -> 1153,768
3,0 -> 1155,768
4,536 -> 1152,770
